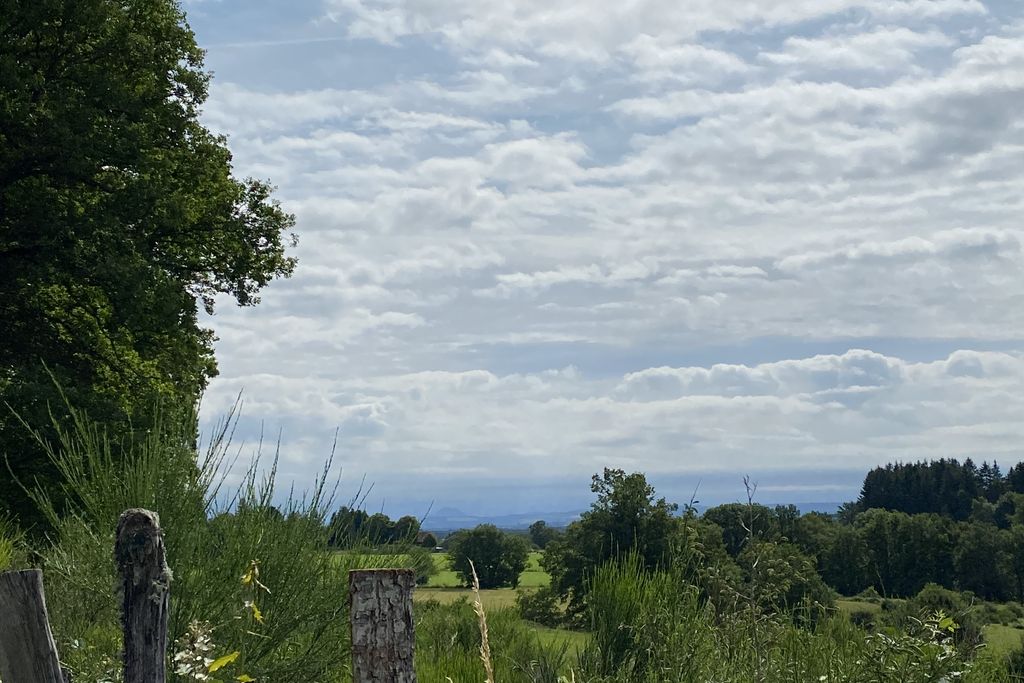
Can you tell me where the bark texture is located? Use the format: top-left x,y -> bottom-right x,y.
0,569 -> 65,683
115,508 -> 171,683
350,568 -> 416,683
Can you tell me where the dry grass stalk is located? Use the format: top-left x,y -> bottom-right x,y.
468,560 -> 495,683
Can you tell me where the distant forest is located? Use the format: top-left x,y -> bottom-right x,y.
854,458 -> 1024,521
693,459 -> 1024,603
329,459 -> 1024,604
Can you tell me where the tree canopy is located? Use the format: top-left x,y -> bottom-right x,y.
542,468 -> 680,615
447,524 -> 529,589
0,0 -> 296,526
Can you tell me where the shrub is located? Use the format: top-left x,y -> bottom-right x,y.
858,586 -> 883,603
516,586 -> 563,627
849,608 -> 877,630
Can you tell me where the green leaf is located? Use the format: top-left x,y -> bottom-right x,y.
208,651 -> 240,672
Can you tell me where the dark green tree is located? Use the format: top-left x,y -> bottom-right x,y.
702,502 -> 779,557
528,520 -> 560,550
953,522 -> 1013,601
818,524 -> 871,595
448,524 -> 529,589
327,507 -> 369,548
542,469 -> 680,616
363,513 -> 395,545
392,515 -> 421,543
1008,525 -> 1024,601
855,509 -> 955,597
0,0 -> 296,526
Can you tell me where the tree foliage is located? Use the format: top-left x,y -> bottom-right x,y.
542,468 -> 680,616
528,520 -> 560,549
0,0 -> 296,525
447,524 -> 529,589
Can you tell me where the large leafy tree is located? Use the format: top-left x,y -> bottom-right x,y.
0,0 -> 296,525
542,469 -> 680,616
447,524 -> 529,589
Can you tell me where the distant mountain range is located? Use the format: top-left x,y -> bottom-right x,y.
421,501 -> 842,534
421,507 -> 584,534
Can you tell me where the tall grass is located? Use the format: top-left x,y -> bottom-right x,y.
415,599 -> 572,683
20,403 -> 402,682
0,513 -> 22,571
577,552 -> 1015,683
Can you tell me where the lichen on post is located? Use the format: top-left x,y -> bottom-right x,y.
115,508 -> 171,683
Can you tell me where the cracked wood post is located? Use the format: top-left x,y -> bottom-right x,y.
0,569 -> 65,682
115,509 -> 171,683
349,568 -> 416,683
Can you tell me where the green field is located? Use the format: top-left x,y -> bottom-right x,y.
414,551 -> 590,650
416,586 -> 521,608
424,551 -> 549,588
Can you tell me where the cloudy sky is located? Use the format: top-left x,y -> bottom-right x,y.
185,0 -> 1024,517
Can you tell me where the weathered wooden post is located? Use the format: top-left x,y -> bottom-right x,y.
0,569 -> 66,682
349,568 -> 416,683
115,508 -> 171,683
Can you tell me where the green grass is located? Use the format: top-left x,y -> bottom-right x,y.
837,598 -> 883,614
533,624 -> 590,651
984,624 -> 1024,657
425,550 -> 550,588
415,587 -> 521,608
426,552 -> 461,587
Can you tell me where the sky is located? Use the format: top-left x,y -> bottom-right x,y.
184,0 -> 1024,518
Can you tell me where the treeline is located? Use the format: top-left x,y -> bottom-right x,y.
522,462 -> 1024,630
693,460 -> 1024,602
700,502 -> 1024,602
326,507 -> 437,548
853,458 -> 1024,520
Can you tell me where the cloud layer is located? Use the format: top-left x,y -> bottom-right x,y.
184,0 -> 1024,512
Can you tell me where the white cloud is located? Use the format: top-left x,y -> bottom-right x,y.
326,0 -> 985,64
187,0 -> 1024,508
204,350 -> 1024,484
761,27 -> 954,73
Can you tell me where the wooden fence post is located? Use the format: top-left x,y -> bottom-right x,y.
115,509 -> 171,683
0,569 -> 66,683
349,568 -> 416,683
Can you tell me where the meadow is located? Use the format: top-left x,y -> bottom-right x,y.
6,411 -> 1024,681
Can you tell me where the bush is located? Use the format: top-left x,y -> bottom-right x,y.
448,524 -> 529,589
857,586 -> 883,603
516,586 -> 563,627
848,608 -> 877,630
